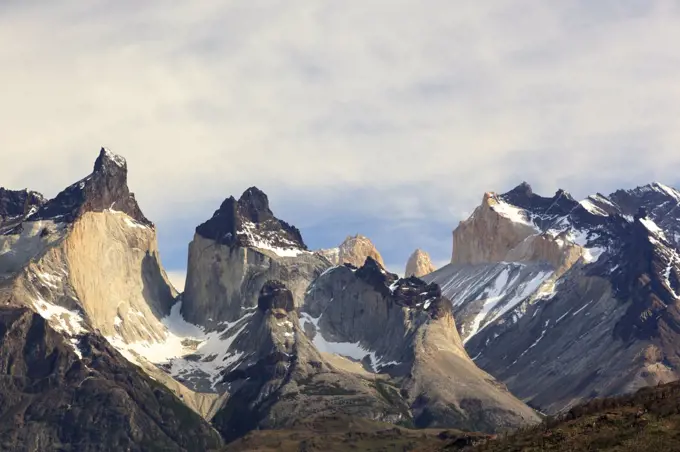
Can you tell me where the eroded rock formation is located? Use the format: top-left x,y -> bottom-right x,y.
181,188 -> 330,327
405,249 -> 436,277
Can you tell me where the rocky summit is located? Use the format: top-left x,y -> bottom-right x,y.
425,181 -> 680,414
30,147 -> 152,226
405,248 -> 436,277
181,186 -> 329,327
195,186 -> 306,251
3,148 -> 680,451
317,234 -> 385,268
302,257 -> 539,432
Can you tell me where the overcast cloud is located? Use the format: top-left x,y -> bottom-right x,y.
2,0 -> 680,280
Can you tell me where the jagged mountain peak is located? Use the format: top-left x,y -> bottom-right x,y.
237,186 -> 272,219
614,181 -> 680,199
0,188 -> 46,230
435,179 -> 680,415
338,234 -> 385,268
499,183 -> 577,219
390,276 -> 451,319
609,181 -> 680,211
509,181 -> 533,195
344,257 -> 450,318
405,248 -> 435,278
195,186 -> 307,254
94,147 -> 127,172
609,181 -> 680,247
354,255 -> 398,294
500,182 -> 575,204
25,147 -> 151,226
315,234 -> 385,269
302,255 -> 539,431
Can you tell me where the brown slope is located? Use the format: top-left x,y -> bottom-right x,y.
466,380 -> 680,451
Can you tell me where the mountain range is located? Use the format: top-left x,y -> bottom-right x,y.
1,148 -> 679,451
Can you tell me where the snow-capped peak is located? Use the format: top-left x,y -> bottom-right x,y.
579,198 -> 609,216
651,182 -> 680,203
487,194 -> 537,229
239,220 -> 307,257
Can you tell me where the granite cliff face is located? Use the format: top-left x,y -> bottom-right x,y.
0,149 -> 176,344
181,188 -> 331,327
1,149 -> 545,446
8,148 -> 680,444
428,181 -> 680,414
405,249 -> 436,277
301,257 -> 540,433
451,187 -> 589,271
0,149 -> 214,417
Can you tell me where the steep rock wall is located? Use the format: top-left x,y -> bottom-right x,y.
452,193 -> 539,265
182,234 -> 329,327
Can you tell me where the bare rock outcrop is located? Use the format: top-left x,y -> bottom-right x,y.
0,306 -> 223,452
315,234 -> 385,269
316,247 -> 340,265
434,181 -> 680,415
31,148 -> 151,226
0,150 -> 176,344
338,234 -> 384,267
452,187 -> 592,281
452,192 -> 538,265
405,249 -> 436,277
181,187 -> 331,327
301,258 -> 540,433
0,149 -> 230,422
0,188 -> 45,232
211,280 -> 408,442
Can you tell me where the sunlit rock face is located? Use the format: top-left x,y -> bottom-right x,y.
405,248 -> 436,277
428,181 -> 680,414
181,186 -> 330,327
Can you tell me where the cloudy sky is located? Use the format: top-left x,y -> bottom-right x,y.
2,1 -> 680,289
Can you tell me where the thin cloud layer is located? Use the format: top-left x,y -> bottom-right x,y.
2,1 -> 680,275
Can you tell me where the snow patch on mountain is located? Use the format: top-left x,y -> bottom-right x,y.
567,229 -> 605,262
240,221 -> 307,257
663,250 -> 679,299
640,217 -> 668,241
463,268 -> 552,342
652,182 -> 680,203
0,220 -> 66,275
102,147 -> 126,167
107,301 -> 256,390
580,199 -> 608,216
32,295 -> 87,336
31,294 -> 88,358
300,312 -> 398,372
491,200 -> 537,229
